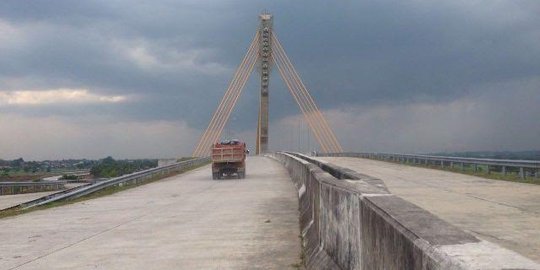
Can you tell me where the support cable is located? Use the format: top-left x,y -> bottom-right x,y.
272,39 -> 336,152
273,36 -> 341,152
193,38 -> 256,155
198,45 -> 257,156
211,47 -> 258,148
271,35 -> 336,151
272,50 -> 330,153
272,34 -> 343,152
204,43 -> 257,149
273,49 -> 334,152
193,34 -> 258,156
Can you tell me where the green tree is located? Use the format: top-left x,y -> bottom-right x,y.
90,157 -> 157,178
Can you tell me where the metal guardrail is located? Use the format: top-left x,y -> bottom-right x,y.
319,152 -> 540,179
5,157 -> 210,211
0,181 -> 66,195
0,183 -> 92,211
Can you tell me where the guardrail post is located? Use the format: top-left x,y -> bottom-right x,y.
502,166 -> 507,175
519,167 -> 525,179
473,164 -> 478,172
459,162 -> 464,171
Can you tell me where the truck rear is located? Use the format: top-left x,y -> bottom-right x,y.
211,140 -> 247,179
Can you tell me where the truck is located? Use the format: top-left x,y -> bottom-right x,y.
211,140 -> 247,180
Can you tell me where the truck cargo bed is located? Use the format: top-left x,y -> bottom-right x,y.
211,146 -> 245,163
211,141 -> 247,180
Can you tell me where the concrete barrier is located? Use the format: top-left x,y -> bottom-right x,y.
269,152 -> 540,270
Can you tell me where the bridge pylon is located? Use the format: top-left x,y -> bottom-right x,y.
192,13 -> 343,157
256,13 -> 272,155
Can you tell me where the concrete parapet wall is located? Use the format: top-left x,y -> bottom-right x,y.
269,152 -> 539,270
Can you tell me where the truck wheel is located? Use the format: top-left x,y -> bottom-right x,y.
212,173 -> 219,180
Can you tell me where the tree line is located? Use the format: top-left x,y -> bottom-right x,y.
90,156 -> 158,178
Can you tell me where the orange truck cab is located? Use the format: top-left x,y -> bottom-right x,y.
211,140 -> 247,179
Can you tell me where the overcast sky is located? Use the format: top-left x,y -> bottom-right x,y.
1,0 -> 539,160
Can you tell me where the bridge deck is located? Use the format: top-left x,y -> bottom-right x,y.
0,157 -> 301,270
317,156 -> 540,263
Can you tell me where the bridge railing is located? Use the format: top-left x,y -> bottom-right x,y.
318,152 -> 540,179
10,157 -> 210,211
0,181 -> 66,196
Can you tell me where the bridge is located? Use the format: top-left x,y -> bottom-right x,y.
1,14 -> 540,270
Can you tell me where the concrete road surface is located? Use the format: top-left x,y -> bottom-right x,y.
0,157 -> 301,270
317,156 -> 540,263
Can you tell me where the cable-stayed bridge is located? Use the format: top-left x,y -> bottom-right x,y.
1,14 -> 539,270
193,13 -> 342,157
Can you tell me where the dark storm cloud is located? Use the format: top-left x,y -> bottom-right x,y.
1,1 -> 539,134
0,1 -> 274,127
274,1 -> 540,105
0,1 -> 540,111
